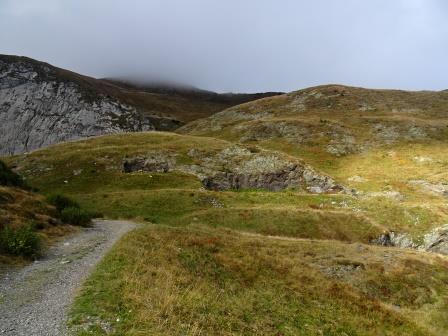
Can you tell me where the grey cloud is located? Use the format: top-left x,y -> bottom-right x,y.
0,0 -> 447,92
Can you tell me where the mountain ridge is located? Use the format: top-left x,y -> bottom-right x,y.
0,54 -> 281,155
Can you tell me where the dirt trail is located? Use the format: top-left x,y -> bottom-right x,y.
0,220 -> 135,336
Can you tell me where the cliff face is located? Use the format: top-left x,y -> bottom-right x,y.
0,55 -> 282,155
0,56 -> 179,155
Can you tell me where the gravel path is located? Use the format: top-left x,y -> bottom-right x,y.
0,220 -> 135,336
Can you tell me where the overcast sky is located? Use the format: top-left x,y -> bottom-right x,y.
1,0 -> 447,93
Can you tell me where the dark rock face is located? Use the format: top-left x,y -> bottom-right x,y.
123,154 -> 175,173
202,166 -> 343,192
202,171 -> 296,191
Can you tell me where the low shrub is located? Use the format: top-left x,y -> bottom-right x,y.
0,160 -> 26,188
47,194 -> 80,213
60,207 -> 93,227
47,194 -> 97,226
0,225 -> 41,258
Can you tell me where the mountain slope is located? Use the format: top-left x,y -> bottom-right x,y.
180,84 -> 448,151
179,84 -> 448,198
102,78 -> 283,123
0,55 -> 280,155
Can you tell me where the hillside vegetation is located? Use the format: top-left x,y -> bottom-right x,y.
5,131 -> 448,335
0,159 -> 97,262
0,160 -> 76,263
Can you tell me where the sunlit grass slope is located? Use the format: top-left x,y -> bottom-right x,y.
70,225 -> 448,335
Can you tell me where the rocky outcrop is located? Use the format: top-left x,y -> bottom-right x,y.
408,180 -> 448,197
122,145 -> 344,193
123,153 -> 176,173
420,225 -> 448,254
372,225 -> 448,255
0,55 -> 180,155
371,232 -> 416,249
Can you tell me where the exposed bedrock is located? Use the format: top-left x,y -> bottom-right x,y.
122,145 -> 345,193
372,224 -> 448,255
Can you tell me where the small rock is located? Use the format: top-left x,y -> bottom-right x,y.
347,175 -> 367,183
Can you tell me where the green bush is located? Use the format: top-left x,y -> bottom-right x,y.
47,194 -> 80,213
0,160 -> 26,188
47,194 -> 97,226
60,207 -> 93,227
0,225 -> 41,258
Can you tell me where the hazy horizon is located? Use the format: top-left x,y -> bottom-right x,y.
1,0 -> 447,93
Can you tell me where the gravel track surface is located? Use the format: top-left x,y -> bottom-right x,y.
0,220 -> 135,336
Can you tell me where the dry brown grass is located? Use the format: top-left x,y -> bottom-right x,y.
71,225 -> 448,335
0,186 -> 76,263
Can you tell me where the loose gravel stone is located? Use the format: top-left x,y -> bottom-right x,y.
0,220 -> 135,336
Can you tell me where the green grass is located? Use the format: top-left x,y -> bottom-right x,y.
69,225 -> 447,335
0,224 -> 41,258
172,207 -> 381,243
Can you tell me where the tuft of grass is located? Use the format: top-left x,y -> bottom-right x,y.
47,193 -> 94,227
0,224 -> 41,258
0,186 -> 73,263
0,159 -> 26,188
47,193 -> 80,213
60,207 -> 93,227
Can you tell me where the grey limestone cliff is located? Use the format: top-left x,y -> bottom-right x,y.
0,56 -> 178,155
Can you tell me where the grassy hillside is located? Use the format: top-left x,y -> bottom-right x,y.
179,85 -> 448,184
7,131 -> 442,240
5,131 -> 448,334
179,85 -> 448,230
0,160 -> 75,263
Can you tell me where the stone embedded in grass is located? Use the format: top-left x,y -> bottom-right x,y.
408,180 -> 448,197
347,175 -> 367,183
